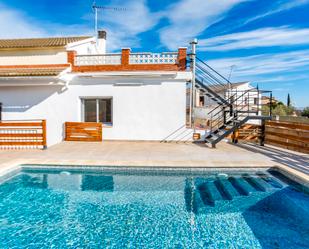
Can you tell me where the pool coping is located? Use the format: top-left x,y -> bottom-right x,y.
1,163 -> 308,188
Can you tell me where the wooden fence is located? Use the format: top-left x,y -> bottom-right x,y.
230,121 -> 309,153
0,120 -> 47,149
228,124 -> 262,143
65,122 -> 102,142
265,121 -> 309,153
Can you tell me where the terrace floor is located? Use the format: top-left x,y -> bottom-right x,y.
1,141 -> 308,179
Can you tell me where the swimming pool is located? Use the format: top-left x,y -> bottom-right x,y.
1,166 -> 308,248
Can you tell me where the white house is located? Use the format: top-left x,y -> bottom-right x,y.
194,82 -> 261,124
0,31 -> 191,146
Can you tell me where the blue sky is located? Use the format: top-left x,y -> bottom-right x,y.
0,0 -> 309,107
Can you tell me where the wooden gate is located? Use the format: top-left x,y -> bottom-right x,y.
0,120 -> 47,149
65,122 -> 102,142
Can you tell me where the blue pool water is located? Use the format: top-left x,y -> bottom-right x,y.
0,166 -> 308,249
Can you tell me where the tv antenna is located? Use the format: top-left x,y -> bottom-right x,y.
92,1 -> 126,34
228,65 -> 236,82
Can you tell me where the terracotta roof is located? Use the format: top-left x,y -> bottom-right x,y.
0,36 -> 92,49
0,67 -> 68,77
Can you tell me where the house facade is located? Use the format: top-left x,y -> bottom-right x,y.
0,31 -> 191,146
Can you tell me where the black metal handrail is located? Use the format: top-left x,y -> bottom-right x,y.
196,57 -> 231,85
209,89 -> 261,131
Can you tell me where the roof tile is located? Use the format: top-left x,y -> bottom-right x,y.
0,36 -> 91,49
0,67 -> 67,77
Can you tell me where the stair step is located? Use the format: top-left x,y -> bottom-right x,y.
205,137 -> 215,144
215,177 -> 240,200
184,179 -> 204,214
256,172 -> 284,189
228,177 -> 257,196
242,174 -> 270,192
198,181 -> 222,206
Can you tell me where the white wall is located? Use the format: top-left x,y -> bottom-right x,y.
67,38 -> 102,55
0,77 -> 187,146
0,37 -> 103,66
0,48 -> 68,65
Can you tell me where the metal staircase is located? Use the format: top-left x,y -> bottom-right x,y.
192,57 -> 272,148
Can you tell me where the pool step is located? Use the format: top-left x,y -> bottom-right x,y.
215,177 -> 240,200
256,172 -> 284,189
192,173 -> 286,208
228,177 -> 257,196
199,181 -> 222,206
242,174 -> 271,192
184,178 -> 204,214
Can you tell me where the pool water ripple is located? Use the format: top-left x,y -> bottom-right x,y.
0,168 -> 308,248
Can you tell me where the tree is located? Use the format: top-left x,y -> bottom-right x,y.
287,93 -> 291,107
262,101 -> 295,116
301,107 -> 309,118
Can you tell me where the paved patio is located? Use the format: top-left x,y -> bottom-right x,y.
1,141 -> 308,178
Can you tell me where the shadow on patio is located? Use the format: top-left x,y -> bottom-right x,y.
233,142 -> 309,174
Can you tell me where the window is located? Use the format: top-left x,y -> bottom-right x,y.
199,96 -> 205,107
82,98 -> 112,124
0,102 -> 2,121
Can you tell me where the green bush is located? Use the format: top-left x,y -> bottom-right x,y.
301,107 -> 309,118
262,102 -> 295,116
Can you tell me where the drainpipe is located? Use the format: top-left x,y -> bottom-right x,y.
190,39 -> 198,130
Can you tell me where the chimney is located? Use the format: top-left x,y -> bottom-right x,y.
97,30 -> 106,54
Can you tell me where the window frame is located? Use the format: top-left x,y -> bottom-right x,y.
81,97 -> 113,124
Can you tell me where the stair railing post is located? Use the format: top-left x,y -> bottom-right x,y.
247,91 -> 249,114
190,38 -> 198,130
260,119 -> 265,146
210,113 -> 212,131
269,92 -> 273,117
256,90 -> 258,114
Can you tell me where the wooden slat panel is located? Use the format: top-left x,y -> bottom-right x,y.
0,120 -> 46,149
0,133 -> 43,138
0,122 -> 43,127
0,141 -> 44,146
266,121 -> 309,131
265,120 -> 309,153
266,134 -> 308,148
266,131 -> 309,143
265,138 -> 309,154
65,122 -> 102,142
227,124 -> 261,142
266,126 -> 309,138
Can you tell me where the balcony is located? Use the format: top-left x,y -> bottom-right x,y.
68,48 -> 187,72
75,54 -> 122,66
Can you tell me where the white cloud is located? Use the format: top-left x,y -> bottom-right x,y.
0,0 -> 161,51
206,49 -> 309,80
95,0 -> 162,51
0,3 -> 92,39
243,0 -> 309,25
159,0 -> 248,50
0,4 -> 47,38
199,26 -> 309,51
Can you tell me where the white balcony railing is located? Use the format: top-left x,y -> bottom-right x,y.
129,52 -> 178,64
74,52 -> 179,66
75,54 -> 122,66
